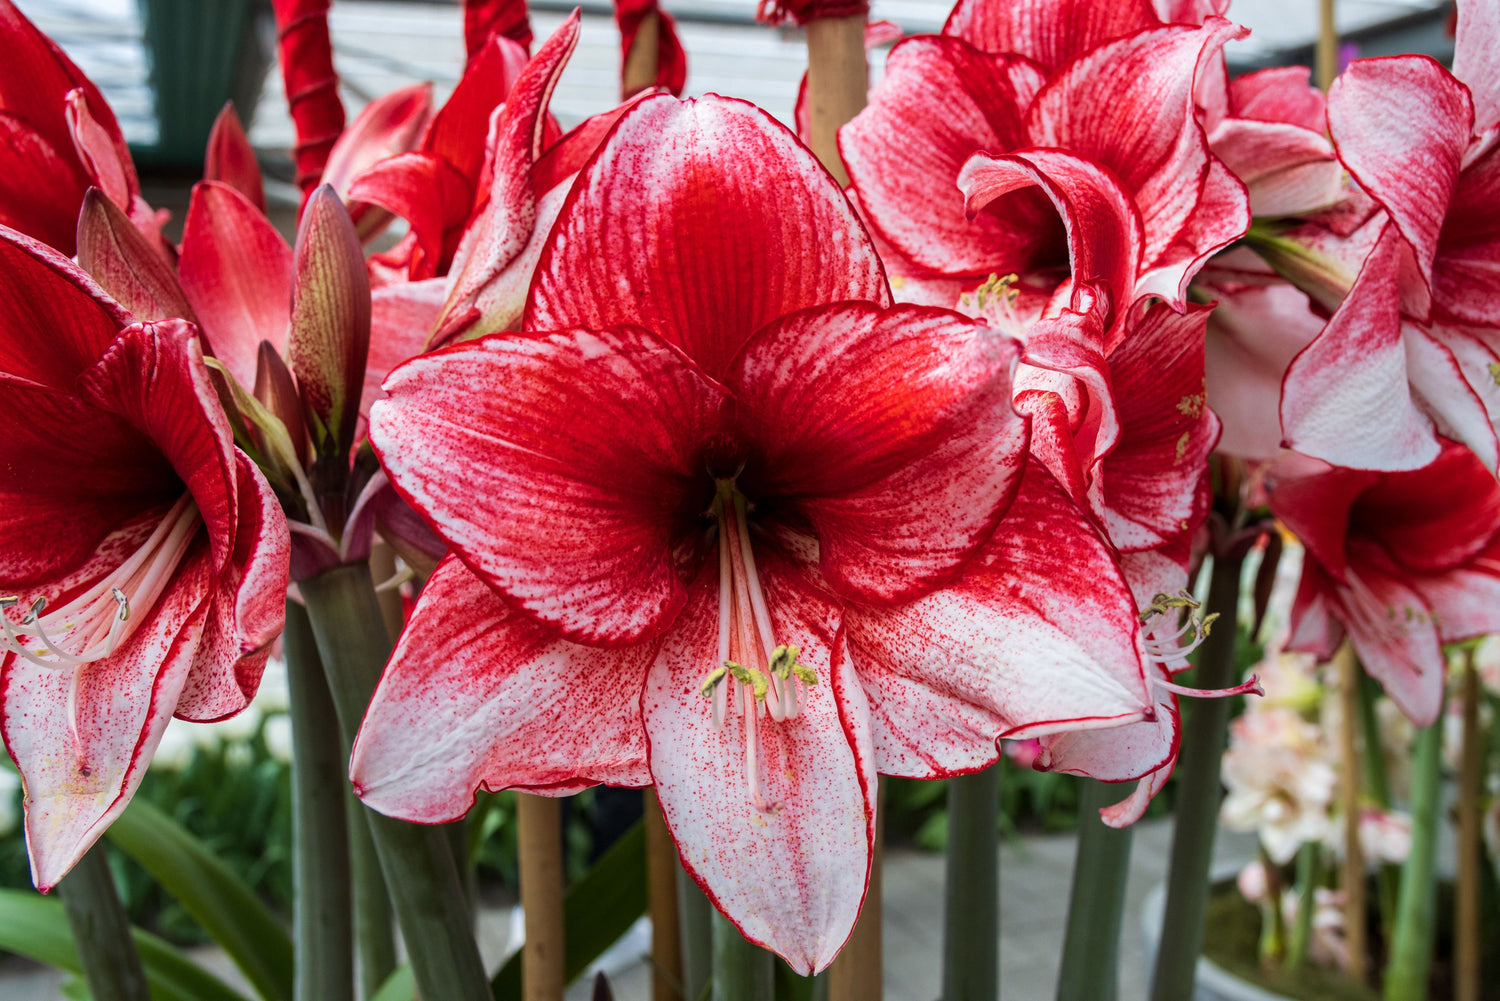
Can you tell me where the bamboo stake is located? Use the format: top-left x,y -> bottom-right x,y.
829,779 -> 884,1001
1335,644 -> 1367,982
644,789 -> 684,1001
622,10 -> 661,99
1456,651 -> 1482,1001
518,793 -> 567,1001
803,15 -> 866,185
1316,0 -> 1337,92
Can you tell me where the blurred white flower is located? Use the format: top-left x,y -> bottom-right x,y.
1357,808 -> 1412,864
1222,706 -> 1337,864
0,767 -> 20,837
211,703 -> 264,745
1474,635 -> 1500,698
255,658 -> 290,714
151,718 -> 199,772
263,714 -> 293,765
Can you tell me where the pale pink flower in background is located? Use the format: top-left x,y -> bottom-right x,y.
1221,706 -> 1337,864
1356,808 -> 1413,865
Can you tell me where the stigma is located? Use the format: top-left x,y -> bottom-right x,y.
698,481 -> 818,812
1139,589 -> 1263,702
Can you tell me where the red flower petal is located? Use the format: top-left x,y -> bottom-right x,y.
0,115 -> 88,254
1433,137 -> 1500,326
321,83 -> 434,202
1228,66 -> 1326,134
371,326 -> 724,646
362,278 -> 446,420
204,104 -> 265,213
1454,0 -> 1500,134
645,549 -> 874,975
352,555 -> 652,821
1332,551 -> 1444,727
178,181 -> 293,391
531,95 -> 891,379
942,0 -> 1156,71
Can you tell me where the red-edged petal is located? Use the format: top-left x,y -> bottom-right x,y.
1287,558 -> 1345,661
1454,0 -> 1500,134
362,278 -> 446,419
958,148 -> 1143,317
727,303 -> 1027,605
425,33 -> 529,184
1209,118 -> 1344,217
1432,136 -> 1500,326
371,326 -> 723,647
79,321 -> 240,574
531,95 -> 890,379
941,0 -> 1156,70
1403,324 -> 1500,473
0,227 -> 133,388
1327,56 -> 1472,293
1333,550 -> 1444,726
464,0 -> 534,57
840,38 -> 1055,277
1351,442 -> 1500,575
1035,669 -> 1177,786
0,116 -> 88,254
352,555 -> 651,820
174,453 -> 289,721
321,83 -> 434,199
177,181 -> 293,390
64,89 -> 140,220
204,104 -> 265,212
0,0 -> 125,164
645,548 -> 874,975
346,152 -> 473,280
1203,283 -> 1322,460
845,464 -> 1152,776
1026,18 -> 1247,268
1135,157 -> 1249,308
76,190 -> 195,324
1,532 -> 215,890
1228,66 -> 1326,133
1280,225 -> 1442,471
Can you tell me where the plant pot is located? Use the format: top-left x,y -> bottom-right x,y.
1141,869 -> 1296,1001
134,0 -> 275,169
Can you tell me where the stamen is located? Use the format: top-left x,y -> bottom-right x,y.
1154,673 -> 1264,700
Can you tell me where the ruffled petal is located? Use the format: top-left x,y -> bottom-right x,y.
361,278 -> 446,419
371,326 -> 723,646
1453,0 -> 1500,133
531,95 -> 890,379
941,0 -> 1156,71
1209,118 -> 1344,217
1351,442 -> 1500,575
177,181 -> 293,391
1403,324 -> 1500,473
1433,137 -> 1500,326
320,83 -> 433,200
645,548 -> 875,975
352,555 -> 652,821
1334,552 -> 1444,727
728,303 -> 1027,605
844,465 -> 1151,776
1228,65 -> 1326,133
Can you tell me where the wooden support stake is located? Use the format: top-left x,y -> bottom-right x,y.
829,778 -> 883,1001
644,789 -> 684,1001
518,793 -> 566,1001
803,14 -> 867,186
1316,0 -> 1337,92
1457,651 -> 1482,1001
622,10 -> 661,99
1335,644 -> 1367,982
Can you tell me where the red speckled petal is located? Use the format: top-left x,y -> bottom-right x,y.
352,555 -> 652,821
1454,0 -> 1500,133
644,546 -> 874,976
370,326 -> 723,646
941,0 -> 1156,70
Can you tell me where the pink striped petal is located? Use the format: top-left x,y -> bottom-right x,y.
1432,136 -> 1500,326
1228,65 -> 1326,133
942,0 -> 1156,70
1209,118 -> 1344,217
1454,0 -> 1500,133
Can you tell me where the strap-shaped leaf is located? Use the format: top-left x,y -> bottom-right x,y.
371,964 -> 416,1001
0,889 -> 254,1001
106,797 -> 294,1001
492,819 -> 646,999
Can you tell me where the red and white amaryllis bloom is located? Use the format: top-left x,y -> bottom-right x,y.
0,229 -> 289,889
1279,0 -> 1500,473
1272,443 -> 1500,727
356,94 -> 1165,969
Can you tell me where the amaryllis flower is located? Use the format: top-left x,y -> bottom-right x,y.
1271,443 -> 1500,726
463,0 -> 534,56
613,0 -> 687,98
1278,0 -> 1500,473
841,13 -> 1248,309
0,228 -> 288,888
0,0 -> 164,255
355,94 -> 1164,969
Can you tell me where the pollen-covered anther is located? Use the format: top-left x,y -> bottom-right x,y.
1139,589 -> 1221,664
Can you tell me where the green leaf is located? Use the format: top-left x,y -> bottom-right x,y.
106,797 -> 294,1001
0,889 -> 253,1001
371,964 -> 416,1001
491,820 -> 647,1000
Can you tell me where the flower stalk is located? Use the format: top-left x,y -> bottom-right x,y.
803,14 -> 867,185
829,779 -> 884,1001
57,843 -> 150,1001
298,562 -> 491,1001
517,792 -> 566,1001
283,599 -> 354,1001
1149,548 -> 1245,1001
712,909 -> 775,1001
1056,779 -> 1135,1001
1456,651 -> 1482,1001
1284,842 -> 1321,972
1334,644 -> 1366,980
348,790 -> 396,999
644,790 -> 683,1001
678,862 -> 713,1001
943,763 -> 999,1001
1383,707 -> 1445,1001
1357,671 -> 1400,937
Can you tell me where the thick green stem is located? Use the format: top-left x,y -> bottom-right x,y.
1148,551 -> 1245,1001
446,816 -> 476,924
712,909 -> 774,1001
57,843 -> 150,1001
1256,845 -> 1286,967
299,562 -> 491,1001
1356,670 -> 1400,939
1055,779 -> 1133,1001
943,764 -> 998,1001
346,791 -> 395,999
1284,843 -> 1321,972
678,861 -> 713,1001
284,600 -> 354,1001
1383,713 -> 1444,1001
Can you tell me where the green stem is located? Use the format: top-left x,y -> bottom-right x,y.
1357,670 -> 1400,939
943,763 -> 999,1001
678,861 -> 713,1001
1055,779 -> 1133,1001
1256,845 -> 1286,967
1383,713 -> 1444,1001
1148,550 -> 1245,1001
57,843 -> 150,1001
284,600 -> 354,1001
1284,843 -> 1321,972
347,791 -> 395,999
299,562 -> 491,1001
446,816 -> 476,924
712,909 -> 774,1001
